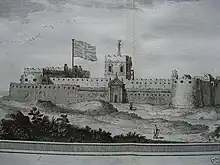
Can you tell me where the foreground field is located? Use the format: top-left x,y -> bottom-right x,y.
0,98 -> 220,142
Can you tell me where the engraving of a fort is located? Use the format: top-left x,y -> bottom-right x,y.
0,0 -> 220,143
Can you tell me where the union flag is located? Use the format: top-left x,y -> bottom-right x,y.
72,39 -> 97,61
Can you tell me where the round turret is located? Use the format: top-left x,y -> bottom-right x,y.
171,75 -> 196,109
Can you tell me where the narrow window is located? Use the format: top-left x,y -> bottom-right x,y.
120,65 -> 124,72
108,65 -> 112,72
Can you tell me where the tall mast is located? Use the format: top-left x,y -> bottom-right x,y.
132,0 -> 135,58
117,40 -> 122,56
131,0 -> 135,72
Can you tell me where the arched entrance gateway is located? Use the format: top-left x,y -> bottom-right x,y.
108,77 -> 125,103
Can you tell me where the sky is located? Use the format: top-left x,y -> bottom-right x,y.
0,0 -> 220,90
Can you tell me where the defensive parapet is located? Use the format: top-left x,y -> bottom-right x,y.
24,68 -> 43,73
43,64 -> 90,79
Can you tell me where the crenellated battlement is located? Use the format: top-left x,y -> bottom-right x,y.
24,68 -> 43,73
125,79 -> 172,89
9,82 -> 79,90
24,66 -> 64,73
105,54 -> 126,61
44,66 -> 64,71
50,77 -> 110,88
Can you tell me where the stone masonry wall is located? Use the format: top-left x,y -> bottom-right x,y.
126,89 -> 172,105
124,79 -> 172,89
9,83 -> 108,104
194,79 -> 213,107
214,81 -> 220,106
50,78 -> 110,88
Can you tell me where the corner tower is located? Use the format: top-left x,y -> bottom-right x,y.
171,74 -> 196,109
104,40 -> 134,81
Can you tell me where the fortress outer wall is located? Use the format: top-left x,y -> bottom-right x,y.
8,83 -> 109,104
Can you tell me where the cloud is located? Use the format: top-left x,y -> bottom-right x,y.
0,0 -> 45,23
47,0 -> 154,10
1,0 -> 220,90
167,0 -> 200,2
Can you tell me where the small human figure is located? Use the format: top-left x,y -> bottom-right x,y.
129,102 -> 133,110
74,65 -> 78,77
78,66 -> 83,77
153,124 -> 160,139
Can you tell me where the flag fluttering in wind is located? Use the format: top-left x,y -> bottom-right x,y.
72,39 -> 97,61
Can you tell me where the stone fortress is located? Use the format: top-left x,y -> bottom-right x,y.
6,40 -> 220,109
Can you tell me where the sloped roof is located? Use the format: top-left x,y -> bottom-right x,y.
108,77 -> 124,87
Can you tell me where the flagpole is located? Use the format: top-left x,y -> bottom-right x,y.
132,0 -> 135,71
72,39 -> 75,68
